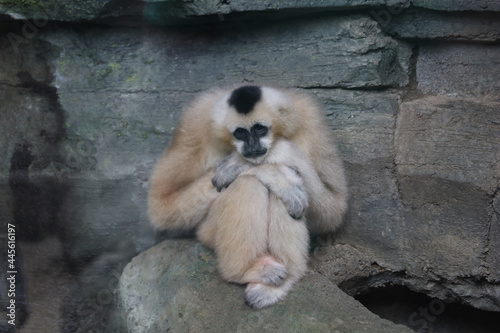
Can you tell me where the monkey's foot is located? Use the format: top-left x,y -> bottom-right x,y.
259,257 -> 287,286
245,281 -> 291,309
243,255 -> 287,286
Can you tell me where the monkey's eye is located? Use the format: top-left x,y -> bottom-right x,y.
233,127 -> 249,141
252,123 -> 268,137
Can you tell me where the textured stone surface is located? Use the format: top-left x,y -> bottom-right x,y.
383,9 -> 500,41
310,243 -> 380,293
164,0 -> 408,13
396,96 -> 500,193
0,0 -> 411,22
45,15 -> 407,97
116,239 -> 413,333
312,90 -> 406,267
417,43 -> 500,98
412,0 -> 500,11
393,96 -> 500,310
58,177 -> 149,260
308,94 -> 500,311
4,0 -> 500,23
0,0 -> 141,22
142,0 -> 409,24
316,90 -> 401,163
488,208 -> 500,282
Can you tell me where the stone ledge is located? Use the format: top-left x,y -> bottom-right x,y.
2,0 -> 500,24
382,8 -> 500,41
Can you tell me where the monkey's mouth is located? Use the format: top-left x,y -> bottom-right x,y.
243,149 -> 267,160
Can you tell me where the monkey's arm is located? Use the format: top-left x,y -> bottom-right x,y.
212,145 -> 308,219
148,152 -> 219,231
241,163 -> 309,220
300,149 -> 348,234
251,140 -> 346,233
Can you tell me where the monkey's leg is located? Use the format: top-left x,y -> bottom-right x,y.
268,193 -> 309,279
197,175 -> 273,283
245,193 -> 309,309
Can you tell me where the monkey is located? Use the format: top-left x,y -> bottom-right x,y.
148,85 -> 347,308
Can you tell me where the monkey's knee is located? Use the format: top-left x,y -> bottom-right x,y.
197,220 -> 217,249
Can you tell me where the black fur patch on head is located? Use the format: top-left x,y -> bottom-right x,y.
228,85 -> 262,115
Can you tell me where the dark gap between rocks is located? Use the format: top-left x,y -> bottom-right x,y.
355,285 -> 500,333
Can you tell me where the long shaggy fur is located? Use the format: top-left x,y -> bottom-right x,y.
148,85 -> 347,308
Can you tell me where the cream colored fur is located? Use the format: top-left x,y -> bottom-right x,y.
148,85 -> 347,308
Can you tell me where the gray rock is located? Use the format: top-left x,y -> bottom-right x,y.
44,15 -> 407,97
309,93 -> 500,311
396,96 -> 500,193
116,239 -> 413,333
382,9 -> 500,42
142,0 -> 409,24
2,0 -> 499,25
313,90 -> 406,267
310,243 -> 379,291
393,96 -> 500,310
487,211 -> 500,282
412,0 -> 500,11
417,43 -> 500,98
0,32 -> 61,177
58,176 -> 152,261
314,89 -> 401,163
338,158 -> 406,268
0,0 -> 141,22
1,0 -> 411,22
169,0 -> 409,14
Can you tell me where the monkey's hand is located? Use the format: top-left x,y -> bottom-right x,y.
242,164 -> 309,220
212,152 -> 252,192
277,166 -> 309,220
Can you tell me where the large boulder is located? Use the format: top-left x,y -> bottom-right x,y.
115,239 -> 413,333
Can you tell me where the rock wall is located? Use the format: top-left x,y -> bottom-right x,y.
0,0 -> 499,331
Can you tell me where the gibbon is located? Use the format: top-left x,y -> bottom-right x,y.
148,85 -> 347,308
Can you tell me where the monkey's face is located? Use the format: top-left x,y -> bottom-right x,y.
212,85 -> 289,164
231,122 -> 272,164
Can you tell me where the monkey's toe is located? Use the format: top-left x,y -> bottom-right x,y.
260,262 -> 287,286
211,177 -> 222,191
245,283 -> 284,309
